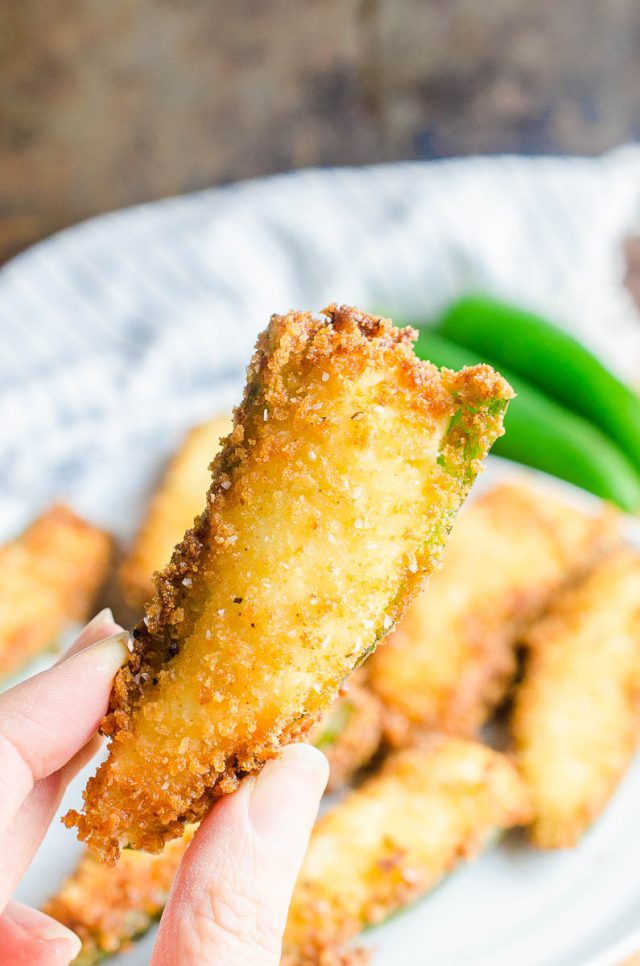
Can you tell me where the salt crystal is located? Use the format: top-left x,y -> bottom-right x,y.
309,450 -> 317,460
321,371 -> 330,382
355,519 -> 363,529
221,480 -> 231,490
383,615 -> 393,630
205,630 -> 212,639
263,408 -> 269,421
217,608 -> 225,616
363,619 -> 374,629
182,577 -> 192,587
328,533 -> 335,544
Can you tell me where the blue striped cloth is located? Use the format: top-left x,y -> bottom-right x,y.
2,146 -> 640,539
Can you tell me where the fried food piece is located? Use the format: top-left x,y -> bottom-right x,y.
48,740 -> 528,966
0,505 -> 112,681
367,481 -> 618,739
311,673 -> 384,791
118,415 -> 232,611
282,737 -> 532,964
43,828 -> 196,966
44,679 -> 379,966
513,547 -> 640,848
66,304 -> 512,863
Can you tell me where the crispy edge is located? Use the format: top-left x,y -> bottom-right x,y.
117,416 -> 231,613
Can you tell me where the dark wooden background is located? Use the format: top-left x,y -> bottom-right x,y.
1,0 -> 639,263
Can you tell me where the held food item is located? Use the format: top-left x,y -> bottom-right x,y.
367,481 -> 617,739
437,295 -> 640,479
281,737 -> 532,965
118,415 -> 232,611
415,329 -> 640,511
311,674 -> 384,791
0,505 -> 112,681
513,548 -> 640,848
43,828 -> 197,966
43,685 -> 379,966
65,304 -> 512,863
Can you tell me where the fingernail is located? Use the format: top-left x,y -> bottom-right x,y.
249,743 -> 329,839
67,630 -> 131,675
59,608 -> 121,662
83,607 -> 115,634
5,902 -> 82,959
36,923 -> 82,959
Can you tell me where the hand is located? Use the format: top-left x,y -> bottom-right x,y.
0,613 -> 329,965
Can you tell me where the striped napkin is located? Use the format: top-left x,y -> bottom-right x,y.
2,145 -> 640,538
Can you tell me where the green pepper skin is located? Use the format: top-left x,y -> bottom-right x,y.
436,295 -> 640,476
414,329 -> 640,512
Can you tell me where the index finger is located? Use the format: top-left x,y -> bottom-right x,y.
0,628 -> 128,843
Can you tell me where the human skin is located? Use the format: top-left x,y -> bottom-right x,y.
0,612 -> 328,966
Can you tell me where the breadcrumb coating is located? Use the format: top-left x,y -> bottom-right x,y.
513,547 -> 640,848
0,505 -> 112,681
282,737 -> 532,963
368,480 -> 618,739
117,415 -> 232,612
65,305 -> 512,862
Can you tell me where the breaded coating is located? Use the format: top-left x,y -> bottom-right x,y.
367,481 -> 618,739
312,673 -> 384,791
118,415 -> 232,611
282,737 -> 532,964
0,505 -> 112,681
44,827 -> 196,965
513,547 -> 640,848
66,304 -> 512,862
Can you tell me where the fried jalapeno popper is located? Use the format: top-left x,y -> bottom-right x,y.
66,305 -> 512,862
282,738 -> 532,964
0,505 -> 112,681
367,481 -> 617,739
118,415 -> 232,611
513,548 -> 640,849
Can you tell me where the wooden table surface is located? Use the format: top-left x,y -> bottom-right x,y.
1,0 -> 639,263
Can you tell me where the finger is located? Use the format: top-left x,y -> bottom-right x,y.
152,744 -> 329,966
0,901 -> 80,965
0,734 -> 103,903
0,631 -> 129,840
58,608 -> 120,661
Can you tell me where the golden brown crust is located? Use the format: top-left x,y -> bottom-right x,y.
513,547 -> 640,848
367,479 -> 619,739
0,505 -> 112,681
65,305 -> 512,863
282,736 -> 532,963
117,415 -> 232,613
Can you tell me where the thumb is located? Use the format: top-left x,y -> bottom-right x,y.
151,744 -> 329,966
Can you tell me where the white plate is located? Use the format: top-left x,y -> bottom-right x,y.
11,458 -> 640,966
